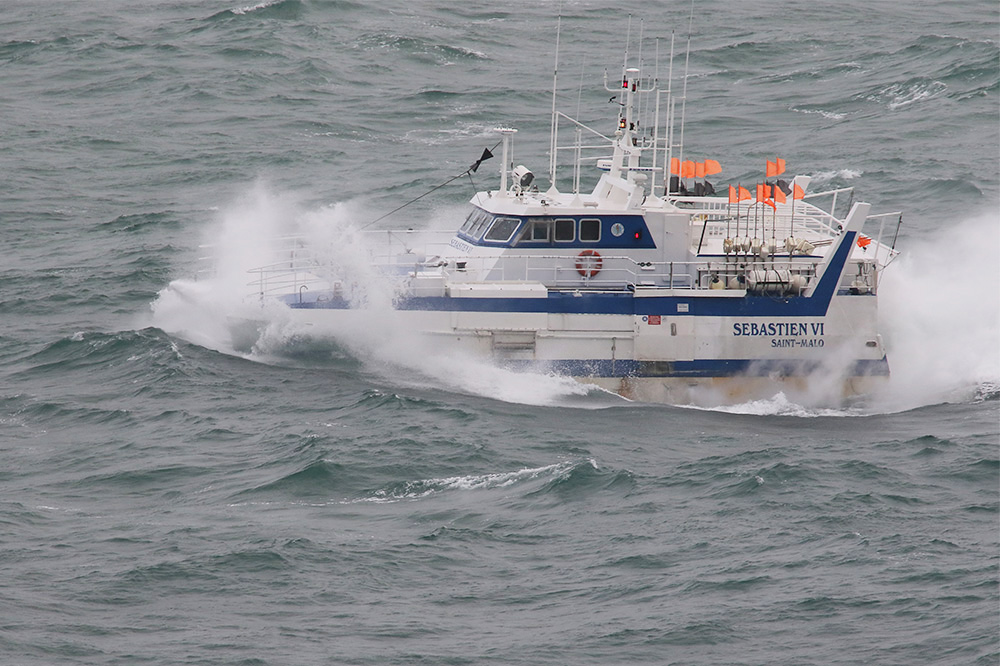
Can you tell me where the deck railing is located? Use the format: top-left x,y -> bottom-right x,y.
245,247 -> 839,302
232,190 -> 899,302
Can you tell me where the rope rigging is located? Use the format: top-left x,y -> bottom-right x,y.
360,141 -> 501,230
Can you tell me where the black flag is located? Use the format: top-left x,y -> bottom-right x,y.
470,147 -> 493,173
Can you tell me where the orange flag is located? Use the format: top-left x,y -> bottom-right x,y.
857,235 -> 872,248
773,186 -> 787,204
671,157 -> 680,175
757,184 -> 776,209
739,186 -> 752,201
766,158 -> 786,178
704,159 -> 722,175
793,183 -> 806,200
695,161 -> 706,179
728,185 -> 738,204
681,160 -> 696,179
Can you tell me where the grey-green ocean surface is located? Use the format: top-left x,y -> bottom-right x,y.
2,1 -> 998,664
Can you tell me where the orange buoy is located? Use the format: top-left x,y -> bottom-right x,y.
575,249 -> 603,278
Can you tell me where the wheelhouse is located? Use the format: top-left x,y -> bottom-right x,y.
455,206 -> 656,249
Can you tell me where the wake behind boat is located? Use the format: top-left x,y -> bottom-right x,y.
217,23 -> 902,405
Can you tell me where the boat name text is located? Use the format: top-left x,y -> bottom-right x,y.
733,321 -> 826,347
733,322 -> 825,337
449,238 -> 474,253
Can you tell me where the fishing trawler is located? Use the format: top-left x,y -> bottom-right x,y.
232,33 -> 902,404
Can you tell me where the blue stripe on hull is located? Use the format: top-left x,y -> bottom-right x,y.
394,290 -> 836,317
499,356 -> 890,379
286,289 -> 862,318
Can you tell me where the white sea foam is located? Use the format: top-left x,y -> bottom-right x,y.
150,183 -> 345,353
874,208 -> 1000,411
790,107 -> 847,121
250,302 -> 601,406
230,0 -> 282,15
352,460 -> 588,504
809,168 -> 862,186
682,391 -> 865,418
874,81 -> 948,110
150,182 -> 613,407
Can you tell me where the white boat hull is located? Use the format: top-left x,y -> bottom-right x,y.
258,284 -> 888,404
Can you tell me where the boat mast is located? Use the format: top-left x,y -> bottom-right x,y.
635,19 -> 645,139
664,31 -> 676,197
548,14 -> 562,191
625,67 -> 640,173
650,37 -> 661,195
603,18 -> 636,180
677,3 -> 694,194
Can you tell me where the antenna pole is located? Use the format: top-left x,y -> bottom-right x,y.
664,31 -> 675,196
636,19 -> 645,136
651,39 -> 661,195
623,15 -> 632,79
549,13 -> 562,188
651,33 -> 660,134
677,1 -> 694,193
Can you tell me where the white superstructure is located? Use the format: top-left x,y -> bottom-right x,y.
239,36 -> 902,404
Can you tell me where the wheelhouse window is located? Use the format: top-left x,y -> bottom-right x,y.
460,208 -> 489,236
483,217 -> 520,243
580,218 -> 601,242
554,218 -> 575,242
459,209 -> 494,240
524,219 -> 550,242
472,214 -> 494,239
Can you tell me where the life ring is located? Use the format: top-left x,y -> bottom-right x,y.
575,249 -> 603,278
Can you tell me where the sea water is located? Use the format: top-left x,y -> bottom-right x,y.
2,1 -> 998,664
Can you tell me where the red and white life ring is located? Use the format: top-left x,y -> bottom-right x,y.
575,249 -> 603,278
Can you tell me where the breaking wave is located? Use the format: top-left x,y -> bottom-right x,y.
150,183 -> 616,408
355,461 -> 588,503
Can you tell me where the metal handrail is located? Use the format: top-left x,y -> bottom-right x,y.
245,248 -> 835,300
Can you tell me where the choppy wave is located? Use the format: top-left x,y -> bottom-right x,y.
358,460 -> 586,503
230,458 -> 630,508
13,329 -> 179,377
859,79 -> 949,110
789,106 -> 848,121
683,391 -> 868,418
2,4 -> 998,665
214,0 -> 305,19
354,32 -> 490,64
